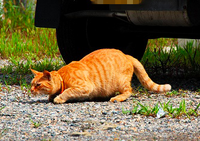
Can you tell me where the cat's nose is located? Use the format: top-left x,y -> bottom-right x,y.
31,88 -> 34,93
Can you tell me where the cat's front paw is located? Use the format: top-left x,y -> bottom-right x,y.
110,97 -> 124,102
54,96 -> 66,104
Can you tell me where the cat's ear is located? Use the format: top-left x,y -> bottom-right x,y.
31,69 -> 41,76
43,70 -> 51,81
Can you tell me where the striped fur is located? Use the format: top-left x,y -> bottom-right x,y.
31,49 -> 171,104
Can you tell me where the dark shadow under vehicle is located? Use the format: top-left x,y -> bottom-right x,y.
35,0 -> 200,64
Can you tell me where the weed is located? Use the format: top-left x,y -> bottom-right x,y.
133,86 -> 150,98
29,118 -> 42,128
187,103 -> 200,117
165,90 -> 179,97
160,100 -> 175,117
160,99 -> 199,118
41,139 -> 52,141
0,0 -> 62,89
0,106 -> 6,111
165,89 -> 188,97
0,0 -> 59,60
0,56 -> 64,86
3,79 -> 11,93
137,102 -> 153,116
122,100 -> 159,117
122,107 -> 131,115
142,40 -> 200,77
173,99 -> 188,118
196,89 -> 200,93
122,99 -> 199,118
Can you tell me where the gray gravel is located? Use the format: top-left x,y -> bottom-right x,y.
0,59 -> 200,140
0,75 -> 200,141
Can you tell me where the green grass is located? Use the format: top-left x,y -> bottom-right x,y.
29,118 -> 42,128
122,99 -> 200,118
0,28 -> 59,59
0,106 -> 6,111
165,90 -> 187,97
0,0 -> 60,60
143,40 -> 200,77
0,1 -> 64,87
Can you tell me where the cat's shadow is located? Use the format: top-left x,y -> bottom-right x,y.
19,99 -> 49,104
20,97 -> 113,104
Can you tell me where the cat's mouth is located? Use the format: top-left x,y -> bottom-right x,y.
31,90 -> 51,96
31,91 -> 39,95
31,89 -> 43,95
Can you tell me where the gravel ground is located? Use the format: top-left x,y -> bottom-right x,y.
0,60 -> 200,140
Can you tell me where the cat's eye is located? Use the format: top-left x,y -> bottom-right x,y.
36,83 -> 41,87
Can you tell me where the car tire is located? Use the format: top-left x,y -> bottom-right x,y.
56,1 -> 148,64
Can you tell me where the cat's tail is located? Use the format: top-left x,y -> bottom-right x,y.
126,55 -> 171,92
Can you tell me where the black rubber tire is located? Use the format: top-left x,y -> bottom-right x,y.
56,17 -> 148,64
56,1 -> 148,64
85,18 -> 148,60
56,18 -> 91,64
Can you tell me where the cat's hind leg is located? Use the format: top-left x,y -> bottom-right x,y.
110,80 -> 132,102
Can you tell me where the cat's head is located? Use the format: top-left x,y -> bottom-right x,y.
30,69 -> 62,95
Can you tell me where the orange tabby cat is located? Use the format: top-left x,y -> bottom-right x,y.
31,49 -> 171,104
